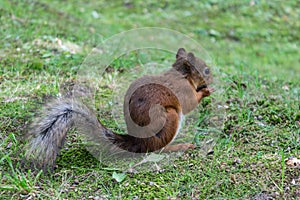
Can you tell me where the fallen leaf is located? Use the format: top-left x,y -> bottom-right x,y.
112,172 -> 126,183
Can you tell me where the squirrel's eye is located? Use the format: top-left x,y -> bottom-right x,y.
204,68 -> 210,75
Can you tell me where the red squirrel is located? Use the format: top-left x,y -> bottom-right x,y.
25,48 -> 213,169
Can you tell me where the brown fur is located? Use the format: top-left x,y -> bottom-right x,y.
122,48 -> 213,152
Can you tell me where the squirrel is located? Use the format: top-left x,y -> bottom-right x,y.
24,48 -> 214,169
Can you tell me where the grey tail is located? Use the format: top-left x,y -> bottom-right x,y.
25,98 -> 106,170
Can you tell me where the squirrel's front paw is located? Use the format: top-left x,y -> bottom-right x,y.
200,87 -> 214,97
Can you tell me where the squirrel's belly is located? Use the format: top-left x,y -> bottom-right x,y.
169,112 -> 184,144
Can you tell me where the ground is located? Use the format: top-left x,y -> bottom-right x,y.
0,0 -> 299,199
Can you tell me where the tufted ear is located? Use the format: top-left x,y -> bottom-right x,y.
186,52 -> 196,66
173,48 -> 194,75
176,48 -> 186,59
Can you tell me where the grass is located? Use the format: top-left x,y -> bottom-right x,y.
1,0 -> 299,199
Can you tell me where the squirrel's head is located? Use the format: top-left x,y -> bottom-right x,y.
172,48 -> 213,91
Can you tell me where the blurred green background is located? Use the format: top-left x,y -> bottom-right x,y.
0,0 -> 299,199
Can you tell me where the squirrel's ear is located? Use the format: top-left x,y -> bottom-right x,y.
181,52 -> 196,72
176,48 -> 186,59
187,52 -> 196,65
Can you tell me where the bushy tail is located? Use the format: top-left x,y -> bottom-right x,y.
25,98 -> 180,170
25,98 -> 110,170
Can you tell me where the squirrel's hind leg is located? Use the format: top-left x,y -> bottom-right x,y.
163,143 -> 195,152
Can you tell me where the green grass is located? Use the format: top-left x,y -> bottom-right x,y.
1,0 -> 299,199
